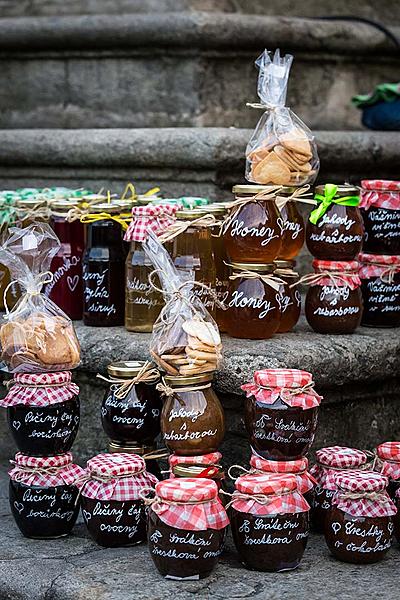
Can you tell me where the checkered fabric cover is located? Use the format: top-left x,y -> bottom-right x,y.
231,473 -> 310,516
0,371 -> 79,407
310,446 -> 368,491
78,453 -> 157,501
9,451 -> 84,487
377,442 -> 400,480
168,452 -> 222,468
312,259 -> 361,289
359,253 -> 400,280
151,477 -> 229,531
250,454 -> 316,494
124,203 -> 179,242
333,470 -> 396,518
360,180 -> 400,210
242,369 -> 322,409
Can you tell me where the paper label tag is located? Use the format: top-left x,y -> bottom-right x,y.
22,233 -> 38,251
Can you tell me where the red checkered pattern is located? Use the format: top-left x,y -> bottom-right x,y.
168,452 -> 222,469
9,452 -> 84,487
150,478 -> 229,531
250,454 -> 316,494
78,453 -> 158,501
231,473 -> 310,516
0,371 -> 79,407
242,369 -> 322,409
333,470 -> 396,518
359,253 -> 400,280
377,442 -> 400,480
124,203 -> 179,242
360,180 -> 400,209
312,259 -> 361,289
310,446 -> 368,490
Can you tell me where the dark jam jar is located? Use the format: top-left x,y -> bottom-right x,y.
108,441 -> 163,481
230,473 -> 310,572
376,442 -> 400,500
224,263 -> 281,339
275,188 -> 306,260
359,253 -> 400,328
147,478 -> 228,579
306,184 -> 363,260
242,369 -> 321,461
274,260 -> 301,333
82,202 -> 126,326
305,260 -> 363,334
101,361 -> 161,447
9,452 -> 82,539
324,470 -> 395,564
1,371 -> 80,457
360,180 -> 400,255
79,453 -> 158,548
223,185 -> 283,263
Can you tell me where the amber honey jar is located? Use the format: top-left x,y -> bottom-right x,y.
274,260 -> 301,333
275,186 -> 307,260
206,204 -> 230,332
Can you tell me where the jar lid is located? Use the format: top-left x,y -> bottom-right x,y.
250,454 -> 309,474
0,371 -> 79,408
175,208 -> 209,220
155,477 -> 218,502
81,193 -> 107,202
107,360 -> 159,382
201,204 -> 227,215
164,373 -> 214,386
377,442 -> 400,462
315,184 -> 359,197
361,179 -> 400,192
113,200 -> 133,210
14,451 -> 74,469
236,473 -> 297,495
232,184 -> 273,195
109,441 -> 156,455
16,197 -> 47,208
316,446 -> 367,468
254,369 -> 312,389
335,470 -> 387,493
88,202 -> 123,214
274,259 -> 296,270
50,199 -> 77,212
9,451 -> 83,488
86,452 -> 146,477
230,262 -> 275,273
169,451 -> 222,468
359,253 -> 400,267
173,464 -> 224,479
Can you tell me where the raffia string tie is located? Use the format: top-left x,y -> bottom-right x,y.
275,185 -> 317,211
228,464 -> 251,481
80,211 -> 131,231
156,379 -> 211,398
228,266 -> 285,292
258,381 -> 316,402
73,469 -> 146,505
10,461 -> 70,482
220,489 -> 293,511
337,489 -> 390,504
96,362 -> 160,399
14,203 -> 51,222
367,263 -> 400,284
291,271 -> 359,291
158,214 -> 216,244
220,187 -> 282,235
121,182 -> 160,202
142,448 -> 170,461
3,271 -> 53,317
141,491 -> 214,514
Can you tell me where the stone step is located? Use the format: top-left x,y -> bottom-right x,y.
0,13 -> 399,130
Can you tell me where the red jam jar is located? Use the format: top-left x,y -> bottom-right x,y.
274,260 -> 301,333
305,259 -> 363,334
147,478 -> 229,579
359,253 -> 400,328
230,473 -> 310,572
78,453 -> 157,547
376,442 -> 400,500
9,452 -> 83,539
242,369 -> 321,461
360,180 -> 400,255
324,470 -> 395,564
310,446 -> 369,533
1,371 -> 80,457
306,184 -> 364,260
168,451 -> 226,495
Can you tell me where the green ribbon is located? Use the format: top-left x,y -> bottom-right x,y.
0,199 -> 17,228
309,183 -> 360,225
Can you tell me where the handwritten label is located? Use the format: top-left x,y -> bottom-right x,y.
365,208 -> 400,241
82,501 -> 143,539
309,213 -> 362,246
237,515 -> 309,547
149,526 -> 223,569
229,218 -> 283,247
46,255 -> 81,295
126,276 -> 162,309
365,279 -> 400,314
15,488 -> 76,521
282,220 -> 303,240
228,290 -> 276,319
12,409 -> 79,441
313,285 -> 360,317
83,267 -> 117,317
330,517 -> 392,555
163,420 -> 218,442
254,412 -> 314,446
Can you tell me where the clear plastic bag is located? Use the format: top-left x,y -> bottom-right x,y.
246,49 -> 320,186
0,222 -> 81,373
143,232 -> 222,376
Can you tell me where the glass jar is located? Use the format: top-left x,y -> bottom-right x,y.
306,185 -> 364,260
207,204 -> 230,332
376,442 -> 400,500
230,473 -> 310,572
15,198 -> 49,227
276,187 -> 305,260
101,361 -> 161,447
223,185 -> 283,263
359,253 -> 400,328
159,374 -> 225,456
274,260 -> 301,333
82,202 -> 126,327
360,180 -> 400,255
224,263 -> 281,339
108,441 -> 163,480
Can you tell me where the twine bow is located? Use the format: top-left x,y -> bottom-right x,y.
10,461 -> 69,482
220,489 -> 292,510
337,488 -> 391,504
156,378 -> 212,405
73,468 -> 146,505
96,361 -> 160,399
228,265 -> 285,292
158,214 -> 216,244
275,185 -> 316,211
309,183 -> 360,225
369,262 -> 400,284
14,202 -> 51,223
292,270 -> 359,291
3,271 -> 53,317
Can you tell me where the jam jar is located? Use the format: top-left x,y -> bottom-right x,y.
82,202 -> 126,327
376,442 -> 400,500
223,185 -> 283,263
396,489 -> 400,544
101,361 -> 161,448
359,253 -> 400,328
169,452 -> 226,495
324,470 -> 395,564
159,374 -> 225,456
15,197 -> 50,226
275,187 -> 306,260
242,369 -> 321,461
309,446 -> 369,533
79,453 -> 157,547
230,473 -> 310,572
305,260 -> 363,334
9,452 -> 82,539
224,263 -> 281,339
360,180 -> 400,255
1,371 -> 80,457
306,184 -> 364,260
108,441 -> 163,481
147,478 -> 229,579
274,260 -> 301,333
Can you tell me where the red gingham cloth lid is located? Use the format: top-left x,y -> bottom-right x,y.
168,452 -> 222,468
242,369 -> 322,409
310,446 -> 369,490
311,259 -> 361,289
250,454 -> 316,494
332,470 -> 396,518
360,180 -> 400,210
0,371 -> 79,407
9,452 -> 84,487
359,252 -> 400,280
230,473 -> 309,516
148,478 -> 229,531
377,442 -> 400,481
124,203 -> 179,242
77,453 -> 157,501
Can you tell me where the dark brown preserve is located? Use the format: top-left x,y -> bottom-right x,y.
362,206 -> 400,255
305,285 -> 363,334
312,485 -> 336,533
360,274 -> 400,328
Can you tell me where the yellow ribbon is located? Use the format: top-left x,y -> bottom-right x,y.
80,212 -> 131,231
121,182 -> 160,201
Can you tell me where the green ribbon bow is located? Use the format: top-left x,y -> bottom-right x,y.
309,183 -> 360,225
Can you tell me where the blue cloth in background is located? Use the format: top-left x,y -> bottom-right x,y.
361,99 -> 400,130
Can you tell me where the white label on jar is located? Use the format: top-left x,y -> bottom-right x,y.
228,290 -> 276,319
83,267 -> 117,316
229,218 -> 282,247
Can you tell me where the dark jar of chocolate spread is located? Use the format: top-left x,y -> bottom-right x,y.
359,253 -> 400,328
306,184 -> 363,261
324,471 -> 395,564
78,453 -> 157,548
101,361 -> 161,447
274,260 -> 301,333
230,473 -> 310,572
242,369 -> 321,461
147,478 -> 229,579
8,452 -> 82,539
1,371 -> 80,457
360,180 -> 400,255
376,442 -> 400,500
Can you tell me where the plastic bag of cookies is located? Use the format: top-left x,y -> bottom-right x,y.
143,232 -> 222,376
245,49 -> 319,186
0,222 -> 80,373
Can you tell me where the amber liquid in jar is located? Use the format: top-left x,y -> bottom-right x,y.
277,198 -> 305,260
209,205 -> 230,332
274,261 -> 301,333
